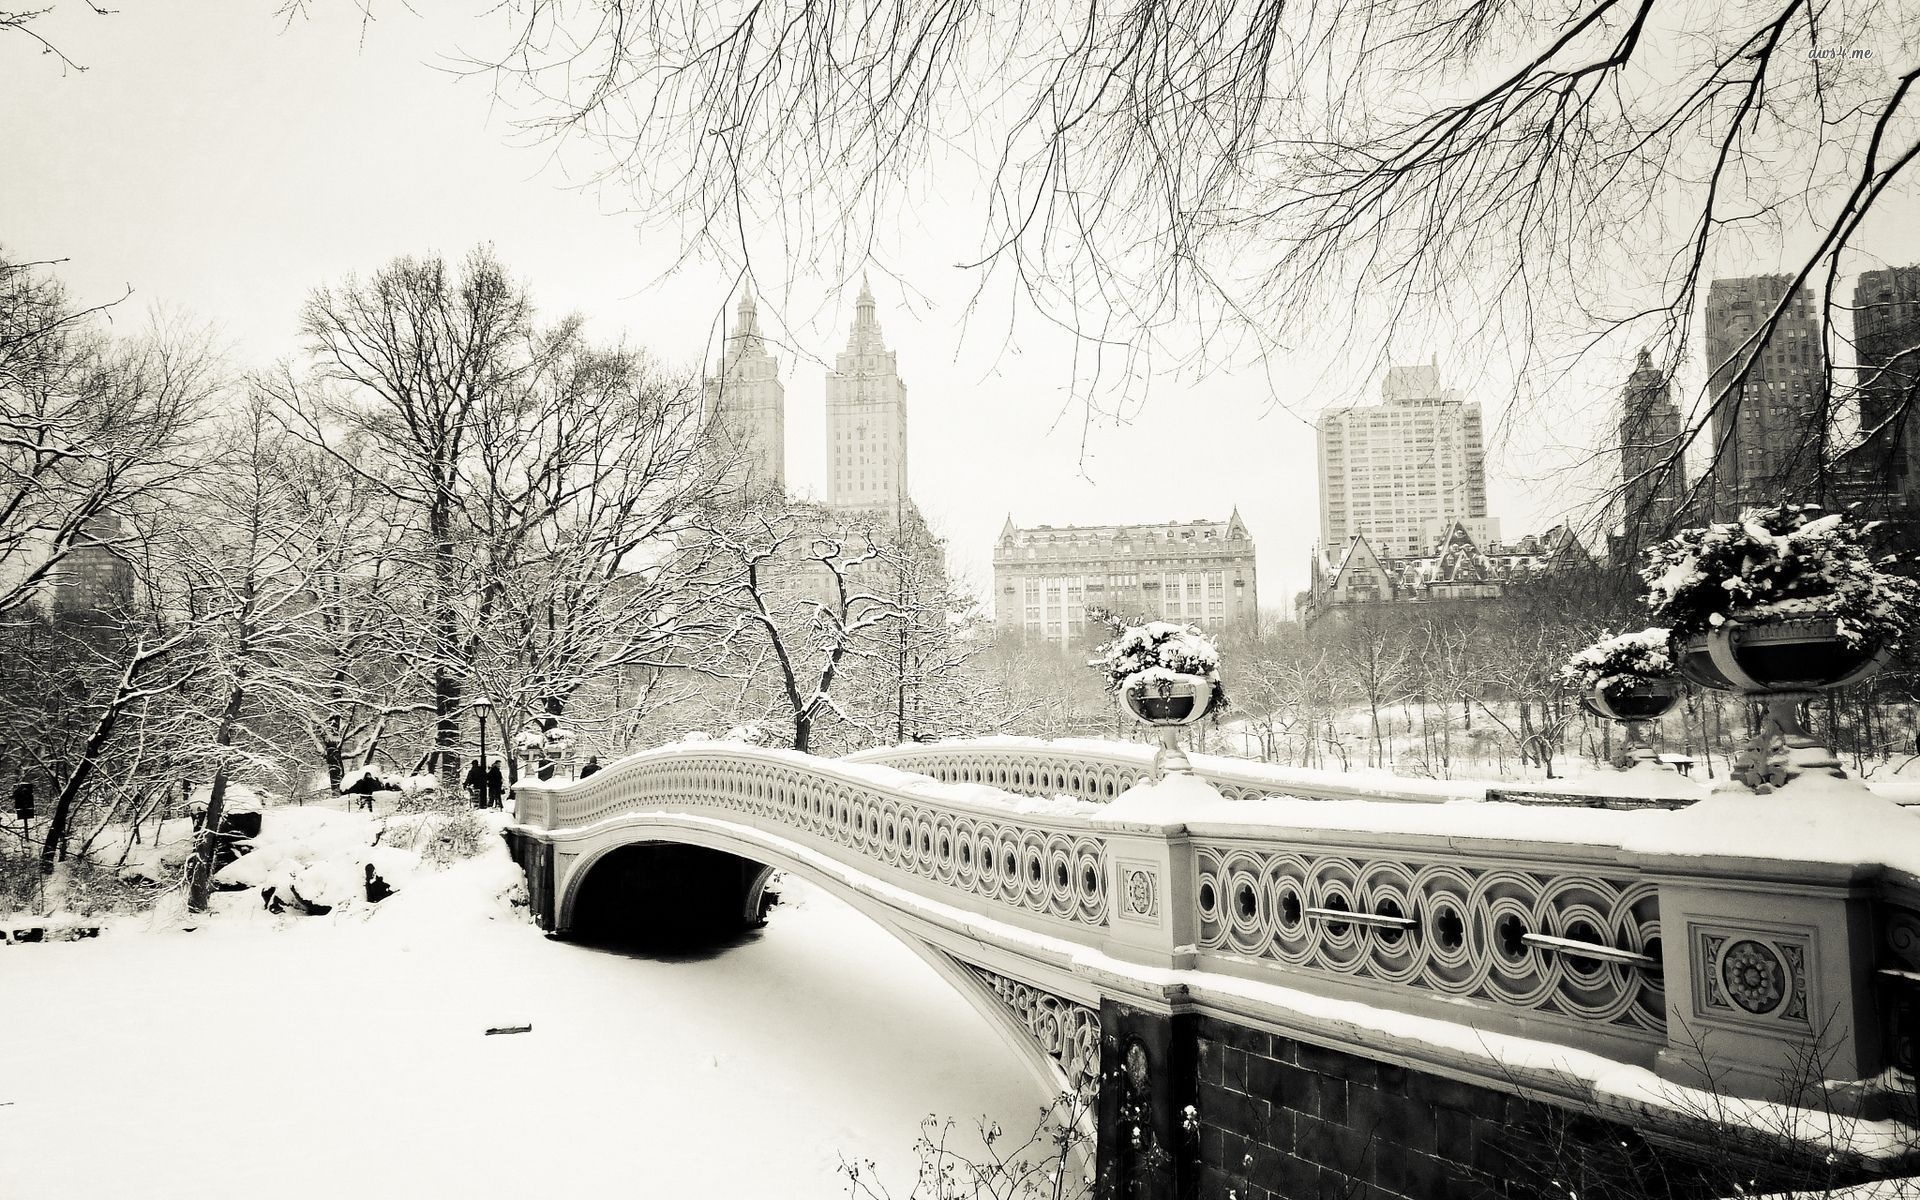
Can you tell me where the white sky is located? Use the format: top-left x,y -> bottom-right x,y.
5,4 -> 1913,613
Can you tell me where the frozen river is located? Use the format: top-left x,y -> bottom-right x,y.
0,874 -> 1043,1199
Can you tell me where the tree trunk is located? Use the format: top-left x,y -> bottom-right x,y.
323,734 -> 345,793
431,501 -> 463,788
187,685 -> 246,913
39,704 -> 127,874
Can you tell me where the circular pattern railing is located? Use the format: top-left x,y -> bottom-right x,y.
1195,843 -> 1665,1035
536,749 -> 1111,929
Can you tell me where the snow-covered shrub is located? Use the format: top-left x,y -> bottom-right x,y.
1642,505 -> 1920,646
1088,612 -> 1229,712
1561,628 -> 1677,691
388,775 -> 451,815
382,805 -> 492,864
416,809 -> 491,865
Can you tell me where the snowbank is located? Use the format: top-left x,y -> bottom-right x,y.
205,801 -> 520,921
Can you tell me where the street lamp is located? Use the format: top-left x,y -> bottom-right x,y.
472,695 -> 495,808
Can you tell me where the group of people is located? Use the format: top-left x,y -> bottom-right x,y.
459,755 -> 602,808
461,758 -> 507,808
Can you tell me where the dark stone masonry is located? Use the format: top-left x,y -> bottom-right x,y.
1092,1009 -> 1875,1200
1192,1017 -> 1532,1200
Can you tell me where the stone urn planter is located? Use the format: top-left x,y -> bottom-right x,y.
1580,677 -> 1682,769
1089,614 -> 1228,783
1122,672 -> 1218,777
1564,628 -> 1683,772
1678,617 -> 1891,792
1640,505 -> 1919,794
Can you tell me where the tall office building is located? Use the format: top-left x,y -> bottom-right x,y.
992,514 -> 1257,645
1315,364 -> 1487,560
50,513 -> 134,622
1617,349 -> 1689,554
702,292 -> 786,493
1704,276 -> 1828,515
825,280 -> 909,513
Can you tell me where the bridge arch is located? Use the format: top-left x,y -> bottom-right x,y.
553,810 -> 1103,1117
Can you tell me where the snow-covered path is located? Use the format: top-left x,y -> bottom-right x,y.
0,878 -> 1042,1198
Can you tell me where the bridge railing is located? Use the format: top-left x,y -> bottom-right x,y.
517,738 -> 1913,1106
846,736 -> 1693,809
518,744 -> 1118,939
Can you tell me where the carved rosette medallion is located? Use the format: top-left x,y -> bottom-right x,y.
964,963 -> 1101,1096
1123,1041 -> 1151,1093
1118,860 -> 1161,924
1720,939 -> 1785,1014
1696,926 -> 1812,1027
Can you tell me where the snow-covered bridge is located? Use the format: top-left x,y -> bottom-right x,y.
504,738 -> 1920,1199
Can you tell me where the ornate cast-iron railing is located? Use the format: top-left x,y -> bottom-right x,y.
520,747 -> 1111,932
1196,842 -> 1665,1037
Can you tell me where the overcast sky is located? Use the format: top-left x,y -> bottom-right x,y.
7,4 -> 1913,613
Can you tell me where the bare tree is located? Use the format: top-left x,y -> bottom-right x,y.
277,442 -> 430,792
166,401 -> 326,911
468,351 -> 717,760
269,247 -> 700,784
0,252 -> 213,618
435,0 -> 1920,487
677,498 -> 913,754
1331,609 -> 1416,771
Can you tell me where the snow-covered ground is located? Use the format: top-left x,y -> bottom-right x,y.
0,862 -> 1042,1198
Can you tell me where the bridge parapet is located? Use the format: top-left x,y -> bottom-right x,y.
512,741 -> 1915,1116
847,736 -> 1657,807
519,744 -> 1116,940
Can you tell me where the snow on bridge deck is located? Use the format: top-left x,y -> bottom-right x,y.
509,737 -> 1920,1144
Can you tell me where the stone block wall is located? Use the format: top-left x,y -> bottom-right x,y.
501,830 -> 554,930
1188,1018 -> 1796,1200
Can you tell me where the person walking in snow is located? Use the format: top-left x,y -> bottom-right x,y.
462,757 -> 485,808
485,759 -> 506,808
580,756 -> 601,778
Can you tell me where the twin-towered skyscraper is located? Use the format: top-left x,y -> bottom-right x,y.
702,280 -> 912,515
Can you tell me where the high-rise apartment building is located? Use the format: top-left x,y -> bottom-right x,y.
702,292 -> 786,493
1853,266 -> 1920,490
992,514 -> 1257,645
1704,276 -> 1828,515
1616,349 -> 1689,555
50,513 -> 134,621
826,280 -> 909,513
1316,364 -> 1487,560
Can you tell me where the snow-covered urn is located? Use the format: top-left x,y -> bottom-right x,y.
515,724 -> 579,775
1091,615 -> 1228,779
1643,505 -> 1919,792
1562,628 -> 1681,770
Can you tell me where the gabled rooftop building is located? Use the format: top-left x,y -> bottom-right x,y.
1297,520 -> 1585,627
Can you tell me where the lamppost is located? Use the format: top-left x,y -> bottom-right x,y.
472,695 -> 495,808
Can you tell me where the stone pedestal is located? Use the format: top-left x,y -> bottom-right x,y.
1652,865 -> 1884,1106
